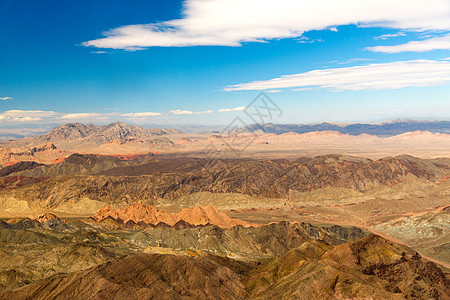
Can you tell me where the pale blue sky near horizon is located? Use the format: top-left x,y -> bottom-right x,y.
1,0 -> 450,128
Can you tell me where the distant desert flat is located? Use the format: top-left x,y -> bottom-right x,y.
3,130 -> 449,167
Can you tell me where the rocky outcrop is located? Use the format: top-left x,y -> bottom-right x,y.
32,213 -> 61,223
91,203 -> 251,228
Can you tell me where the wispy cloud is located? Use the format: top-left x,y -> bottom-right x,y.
0,97 -> 13,101
218,106 -> 246,112
59,113 -> 102,119
224,60 -> 450,92
82,0 -> 450,49
337,58 -> 373,65
169,109 -> 213,115
368,34 -> 450,53
296,36 -> 323,44
0,110 -> 59,122
121,112 -> 162,117
374,32 -> 406,40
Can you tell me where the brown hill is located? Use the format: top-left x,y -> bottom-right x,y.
0,161 -> 44,177
10,153 -> 143,177
91,203 -> 251,228
3,235 -> 448,300
1,154 -> 449,217
0,218 -> 366,293
0,254 -> 248,300
246,234 -> 450,299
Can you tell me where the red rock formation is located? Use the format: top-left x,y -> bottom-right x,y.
91,203 -> 251,228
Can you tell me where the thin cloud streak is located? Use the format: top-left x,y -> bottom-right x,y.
224,60 -> 450,91
218,106 -> 246,112
170,109 -> 213,115
374,32 -> 406,40
367,34 -> 450,53
59,113 -> 102,119
121,112 -> 162,117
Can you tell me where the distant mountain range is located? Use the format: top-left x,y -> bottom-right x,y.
0,122 -> 182,147
244,120 -> 450,136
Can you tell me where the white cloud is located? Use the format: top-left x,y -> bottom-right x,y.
12,117 -> 42,122
170,110 -> 194,115
59,113 -> 102,119
170,109 -> 213,115
367,34 -> 450,53
1,110 -> 58,118
121,112 -> 162,117
218,106 -> 246,112
0,110 -> 59,123
0,97 -> 13,101
82,0 -> 450,49
337,58 -> 373,65
329,27 -> 338,32
224,60 -> 450,91
297,37 -> 323,44
0,110 -> 106,123
374,32 -> 406,40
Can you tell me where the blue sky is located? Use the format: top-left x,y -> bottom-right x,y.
1,0 -> 450,128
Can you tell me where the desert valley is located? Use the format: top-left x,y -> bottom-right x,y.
0,121 -> 448,299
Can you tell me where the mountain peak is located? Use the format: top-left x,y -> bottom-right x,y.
107,121 -> 129,128
5,122 -> 183,146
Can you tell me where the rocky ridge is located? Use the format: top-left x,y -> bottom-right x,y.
90,203 -> 251,228
1,122 -> 182,148
2,234 -> 448,300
